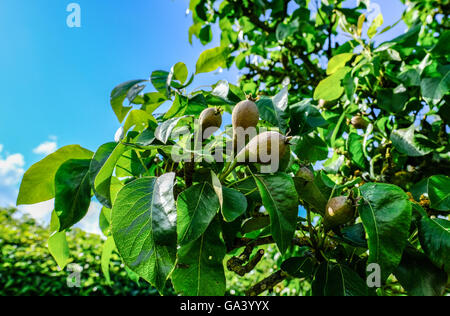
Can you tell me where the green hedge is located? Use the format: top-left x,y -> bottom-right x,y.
0,208 -> 172,296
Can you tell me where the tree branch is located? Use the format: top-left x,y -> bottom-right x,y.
245,270 -> 288,296
228,236 -> 310,252
227,246 -> 265,276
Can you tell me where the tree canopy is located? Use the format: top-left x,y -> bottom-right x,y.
14,0 -> 449,296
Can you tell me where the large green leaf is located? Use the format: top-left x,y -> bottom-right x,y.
421,71 -> 449,105
427,175 -> 450,211
292,134 -> 328,163
111,173 -> 177,292
391,125 -> 432,157
256,87 -> 289,133
110,79 -> 147,123
281,256 -> 315,279
123,109 -> 157,134
17,145 -> 93,206
395,246 -> 447,296
172,62 -> 189,84
177,182 -> 220,245
418,216 -> 450,273
150,70 -> 171,96
347,132 -> 365,168
359,183 -> 412,281
55,159 -> 92,231
221,187 -> 248,223
94,143 -> 127,209
254,173 -> 299,253
48,231 -> 70,270
289,100 -> 328,135
172,219 -> 226,296
195,46 -> 228,74
313,67 -> 351,101
312,263 -> 369,296
211,171 -> 247,223
327,53 -> 354,75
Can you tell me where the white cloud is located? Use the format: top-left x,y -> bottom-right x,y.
18,199 -> 103,236
0,145 -> 25,207
17,199 -> 54,225
33,141 -> 57,156
0,151 -> 25,187
74,200 -> 102,236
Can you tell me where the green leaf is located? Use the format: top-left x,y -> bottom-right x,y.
111,79 -> 147,123
151,70 -> 171,96
163,94 -> 189,119
172,219 -> 226,296
199,25 -> 212,45
123,110 -> 157,134
368,13 -> 384,38
421,71 -> 449,105
94,143 -> 127,209
340,223 -> 368,248
377,88 -> 409,113
276,19 -> 299,41
347,132 -> 365,168
427,175 -> 450,211
418,216 -> 450,273
99,207 -> 112,236
241,216 -> 271,234
312,263 -> 368,296
359,183 -> 412,281
211,171 -> 247,223
221,187 -> 248,223
177,182 -> 220,245
255,87 -> 289,133
391,125 -> 432,157
281,256 -> 314,279
48,231 -> 70,270
112,173 -> 177,292
293,177 -> 328,215
289,100 -> 328,135
89,142 -> 117,207
431,30 -> 450,56
101,236 -> 115,285
314,67 -> 351,101
395,246 -> 447,296
55,159 -> 92,231
155,116 -> 189,144
172,62 -> 189,84
17,145 -> 93,206
292,134 -> 328,162
254,173 -> 299,253
327,53 -> 354,75
195,46 -> 228,74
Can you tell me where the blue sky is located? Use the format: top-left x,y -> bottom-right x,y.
0,0 -> 407,231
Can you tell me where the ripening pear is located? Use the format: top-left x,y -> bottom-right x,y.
324,196 -> 355,229
199,107 -> 222,139
296,167 -> 315,182
232,100 -> 259,152
350,115 -> 369,130
235,131 -> 291,165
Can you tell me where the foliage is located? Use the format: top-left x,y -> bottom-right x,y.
0,208 -> 170,296
15,0 -> 450,296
